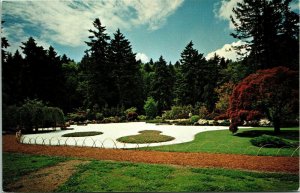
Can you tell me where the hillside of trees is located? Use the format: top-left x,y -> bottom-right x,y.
2,0 -> 299,133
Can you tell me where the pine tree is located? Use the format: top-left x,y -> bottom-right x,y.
84,18 -> 112,108
109,29 -> 143,109
176,41 -> 207,106
231,0 -> 299,70
150,56 -> 174,113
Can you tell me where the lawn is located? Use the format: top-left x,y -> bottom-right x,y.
141,127 -> 299,156
2,153 -> 298,192
117,130 -> 175,143
57,159 -> 299,192
2,152 -> 68,188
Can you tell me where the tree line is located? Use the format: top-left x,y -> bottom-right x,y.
2,0 -> 299,133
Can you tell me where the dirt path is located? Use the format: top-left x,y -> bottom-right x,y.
3,135 -> 299,173
6,160 -> 90,192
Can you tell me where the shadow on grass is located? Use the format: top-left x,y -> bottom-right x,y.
235,130 -> 299,140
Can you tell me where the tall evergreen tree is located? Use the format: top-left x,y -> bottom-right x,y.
109,29 -> 143,109
84,18 -> 112,108
176,41 -> 207,106
151,56 -> 174,113
231,0 -> 299,70
20,37 -> 47,100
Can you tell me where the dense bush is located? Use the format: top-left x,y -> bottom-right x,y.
127,112 -> 138,121
162,105 -> 193,119
102,116 -> 119,123
198,106 -> 209,119
250,134 -> 295,148
137,115 -> 147,121
16,99 -> 65,133
190,115 -> 200,123
144,97 -> 158,119
2,105 -> 19,131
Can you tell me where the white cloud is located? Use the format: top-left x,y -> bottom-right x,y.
2,0 -> 184,48
206,40 -> 248,61
290,0 -> 299,11
136,53 -> 149,63
214,0 -> 242,29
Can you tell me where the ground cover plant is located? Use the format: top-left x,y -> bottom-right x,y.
62,131 -> 103,137
2,152 -> 68,189
117,130 -> 175,143
143,127 -> 299,156
3,153 -> 298,192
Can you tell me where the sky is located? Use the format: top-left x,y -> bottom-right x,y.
2,0 -> 299,63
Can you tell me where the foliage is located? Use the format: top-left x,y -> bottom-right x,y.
16,99 -> 65,133
150,56 -> 174,113
62,131 -> 103,137
231,0 -> 299,70
124,107 -> 137,114
102,116 -> 120,123
95,113 -> 104,121
198,106 -> 209,119
144,97 -> 158,119
190,115 -> 200,124
2,105 -> 19,131
214,82 -> 235,114
137,115 -> 147,121
127,112 -> 138,121
162,105 -> 193,119
228,67 -> 299,133
250,134 -> 295,148
109,29 -> 144,109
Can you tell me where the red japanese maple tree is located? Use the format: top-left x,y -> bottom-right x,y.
228,66 -> 299,134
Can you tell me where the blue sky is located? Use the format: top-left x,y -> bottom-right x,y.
2,0 -> 299,63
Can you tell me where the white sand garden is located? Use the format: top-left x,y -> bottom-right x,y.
20,122 -> 246,149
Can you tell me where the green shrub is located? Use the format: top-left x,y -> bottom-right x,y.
138,115 -> 147,121
124,107 -> 137,114
144,97 -> 158,119
102,116 -> 119,123
190,115 -> 200,123
250,134 -> 294,148
162,105 -> 193,120
95,113 -> 103,121
18,99 -> 64,133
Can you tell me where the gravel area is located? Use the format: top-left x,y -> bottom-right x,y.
20,122 -> 234,148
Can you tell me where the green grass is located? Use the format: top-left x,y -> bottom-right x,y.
2,152 -> 68,188
57,160 -> 299,192
117,130 -> 175,143
142,127 -> 299,156
62,131 -> 103,137
3,153 -> 298,192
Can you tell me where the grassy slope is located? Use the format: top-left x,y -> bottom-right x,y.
57,160 -> 299,192
2,153 -> 68,188
142,127 -> 299,156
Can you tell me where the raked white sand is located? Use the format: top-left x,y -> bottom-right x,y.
21,122 -> 249,149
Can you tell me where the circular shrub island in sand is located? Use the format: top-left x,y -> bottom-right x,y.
62,131 -> 103,137
117,130 -> 175,143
